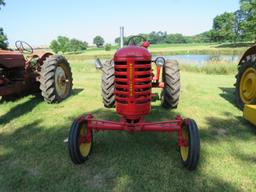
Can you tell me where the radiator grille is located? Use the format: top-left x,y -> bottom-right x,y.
114,60 -> 151,105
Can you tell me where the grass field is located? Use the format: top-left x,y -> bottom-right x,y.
0,61 -> 255,192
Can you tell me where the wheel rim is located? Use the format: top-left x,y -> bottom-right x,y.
79,123 -> 91,157
180,126 -> 189,161
240,67 -> 256,104
55,64 -> 70,98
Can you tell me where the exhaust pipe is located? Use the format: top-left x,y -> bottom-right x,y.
120,26 -> 124,48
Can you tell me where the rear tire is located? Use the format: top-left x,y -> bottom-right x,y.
235,54 -> 256,110
161,60 -> 180,109
39,55 -> 73,103
180,119 -> 200,170
101,60 -> 115,108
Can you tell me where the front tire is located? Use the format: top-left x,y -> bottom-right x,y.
68,116 -> 93,164
161,60 -> 180,109
180,119 -> 200,170
40,55 -> 73,103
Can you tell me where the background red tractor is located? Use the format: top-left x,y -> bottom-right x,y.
0,41 -> 73,103
68,36 -> 200,170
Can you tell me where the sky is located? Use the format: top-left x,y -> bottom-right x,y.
0,0 -> 240,47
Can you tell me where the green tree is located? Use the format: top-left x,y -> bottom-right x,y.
0,0 -> 7,50
49,40 -> 59,53
93,36 -> 104,47
115,36 -> 129,45
212,12 -> 236,42
0,27 -> 8,49
104,43 -> 111,51
165,33 -> 186,44
50,36 -> 88,53
239,0 -> 256,41
67,38 -> 88,52
0,0 -> 5,9
148,31 -> 165,44
57,36 -> 69,53
192,31 -> 213,43
50,36 -> 69,53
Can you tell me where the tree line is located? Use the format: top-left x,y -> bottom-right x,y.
115,0 -> 256,44
209,0 -> 256,42
115,31 -> 213,45
50,36 -> 88,53
50,35 -> 112,53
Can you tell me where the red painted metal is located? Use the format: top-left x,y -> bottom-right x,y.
0,48 -> 52,97
151,65 -> 166,89
0,82 -> 28,96
0,50 -> 26,68
153,66 -> 161,81
141,41 -> 150,48
79,114 -> 188,147
0,79 -> 4,85
114,46 -> 152,119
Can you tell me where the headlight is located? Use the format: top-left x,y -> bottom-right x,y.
155,57 -> 165,66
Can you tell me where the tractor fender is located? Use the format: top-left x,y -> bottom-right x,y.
31,52 -> 53,65
238,45 -> 256,65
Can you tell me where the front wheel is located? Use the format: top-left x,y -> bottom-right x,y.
68,116 -> 93,164
179,119 -> 200,170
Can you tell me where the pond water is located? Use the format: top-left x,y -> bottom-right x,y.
154,54 -> 241,66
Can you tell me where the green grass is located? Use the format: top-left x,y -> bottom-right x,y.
0,62 -> 256,192
180,61 -> 237,75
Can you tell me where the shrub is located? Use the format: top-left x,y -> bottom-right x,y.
105,43 -> 111,51
50,36 -> 88,53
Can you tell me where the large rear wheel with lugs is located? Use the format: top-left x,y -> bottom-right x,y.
101,60 -> 115,108
161,60 -> 180,109
235,54 -> 256,110
40,55 -> 73,103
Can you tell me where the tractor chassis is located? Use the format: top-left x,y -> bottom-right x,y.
0,81 -> 27,96
79,114 -> 188,147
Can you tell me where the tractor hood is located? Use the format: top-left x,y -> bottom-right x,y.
114,46 -> 152,61
0,50 -> 26,68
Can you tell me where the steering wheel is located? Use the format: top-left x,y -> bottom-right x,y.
127,36 -> 147,46
15,40 -> 33,54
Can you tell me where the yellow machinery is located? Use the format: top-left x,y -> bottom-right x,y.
244,105 -> 256,125
235,45 -> 256,126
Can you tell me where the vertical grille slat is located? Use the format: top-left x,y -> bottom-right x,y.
133,60 -> 152,104
114,61 -> 128,104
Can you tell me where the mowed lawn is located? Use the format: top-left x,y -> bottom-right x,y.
0,62 -> 255,192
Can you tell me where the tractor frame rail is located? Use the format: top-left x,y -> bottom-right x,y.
80,114 -> 188,147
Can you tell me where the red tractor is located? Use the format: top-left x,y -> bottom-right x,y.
68,36 -> 200,170
0,41 -> 73,103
